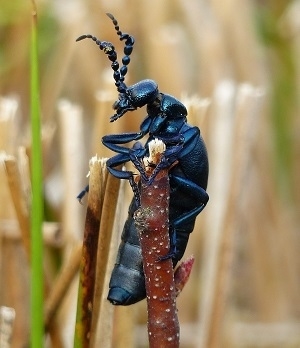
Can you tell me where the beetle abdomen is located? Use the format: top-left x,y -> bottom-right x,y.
108,242 -> 145,305
107,200 -> 146,305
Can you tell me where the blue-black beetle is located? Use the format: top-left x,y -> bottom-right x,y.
77,13 -> 209,305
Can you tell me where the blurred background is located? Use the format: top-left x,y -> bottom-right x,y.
0,0 -> 299,347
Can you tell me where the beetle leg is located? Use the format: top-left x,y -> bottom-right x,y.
102,131 -> 146,154
76,185 -> 90,203
170,175 -> 209,227
129,152 -> 149,182
156,228 -> 178,262
177,127 -> 200,158
106,152 -> 141,205
143,142 -> 183,185
158,175 -> 209,261
102,115 -> 151,154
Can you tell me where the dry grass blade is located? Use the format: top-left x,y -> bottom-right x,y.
1,151 -> 63,346
203,83 -> 265,348
44,242 -> 82,330
0,306 -> 15,347
93,177 -> 127,347
75,156 -> 121,347
58,100 -> 86,241
90,166 -> 121,346
3,154 -> 31,259
75,156 -> 106,347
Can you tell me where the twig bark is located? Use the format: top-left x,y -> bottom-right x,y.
133,139 -> 180,348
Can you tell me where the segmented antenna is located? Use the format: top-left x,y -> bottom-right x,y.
106,13 -> 135,86
76,13 -> 135,94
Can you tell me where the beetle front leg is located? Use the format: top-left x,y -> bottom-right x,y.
106,152 -> 141,205
102,115 -> 152,154
102,131 -> 146,154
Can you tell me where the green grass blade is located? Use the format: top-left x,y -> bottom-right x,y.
30,3 -> 44,347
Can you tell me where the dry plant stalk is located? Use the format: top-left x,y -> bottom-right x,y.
134,139 -> 180,348
90,165 -> 121,346
3,155 -> 31,259
44,243 -> 82,329
0,306 -> 15,348
75,156 -> 105,346
75,155 -> 121,347
3,152 -> 64,346
204,84 -> 264,348
93,179 -> 129,348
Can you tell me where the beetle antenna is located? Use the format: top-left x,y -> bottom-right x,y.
106,13 -> 135,88
76,14 -> 134,94
76,33 -> 127,93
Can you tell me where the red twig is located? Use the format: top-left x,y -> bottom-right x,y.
134,139 -> 180,348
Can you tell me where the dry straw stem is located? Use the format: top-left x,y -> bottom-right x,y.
0,96 -> 17,135
134,139 -> 180,348
3,154 -> 31,259
91,180 -> 126,347
58,100 -> 86,241
3,149 -> 60,267
44,242 -> 82,329
203,83 -> 264,348
0,306 -> 15,347
1,150 -> 62,346
75,156 -> 106,346
93,91 -> 116,157
90,163 -> 121,346
75,156 -> 121,347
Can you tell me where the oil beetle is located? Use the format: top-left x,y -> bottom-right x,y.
77,13 -> 209,305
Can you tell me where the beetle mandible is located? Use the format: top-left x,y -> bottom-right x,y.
76,13 -> 209,305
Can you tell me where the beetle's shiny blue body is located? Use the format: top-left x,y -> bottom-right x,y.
107,114 -> 209,305
77,13 -> 209,305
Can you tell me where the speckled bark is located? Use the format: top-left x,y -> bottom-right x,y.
134,141 -> 180,348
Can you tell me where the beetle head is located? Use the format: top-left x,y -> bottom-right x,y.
111,79 -> 159,122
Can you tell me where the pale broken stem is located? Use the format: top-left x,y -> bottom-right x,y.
44,243 -> 82,330
74,156 -> 121,347
93,178 -> 127,348
3,152 -> 63,346
3,155 -> 31,259
74,156 -> 106,347
89,167 -> 121,347
0,306 -> 16,347
203,84 -> 264,348
134,139 -> 180,348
